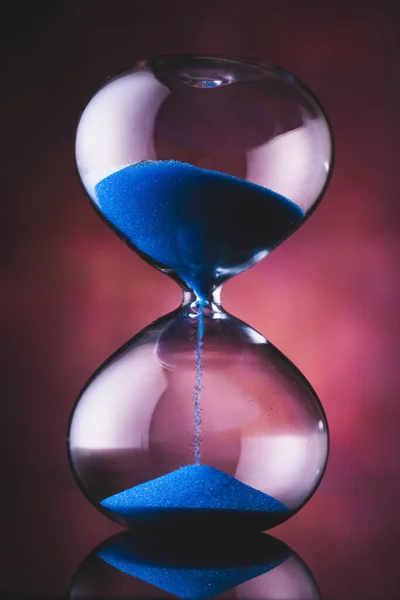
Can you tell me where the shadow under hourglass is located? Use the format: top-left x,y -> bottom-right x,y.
68,530 -> 320,600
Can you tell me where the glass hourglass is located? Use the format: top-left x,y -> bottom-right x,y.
68,55 -> 334,532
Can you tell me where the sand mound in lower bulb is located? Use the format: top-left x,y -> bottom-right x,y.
100,465 -> 289,532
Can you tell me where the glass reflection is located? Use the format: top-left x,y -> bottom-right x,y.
69,531 -> 320,600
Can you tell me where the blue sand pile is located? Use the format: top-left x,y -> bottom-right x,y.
101,465 -> 289,532
98,532 -> 289,600
95,160 -> 304,298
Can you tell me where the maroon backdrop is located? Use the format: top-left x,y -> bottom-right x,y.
1,1 -> 399,598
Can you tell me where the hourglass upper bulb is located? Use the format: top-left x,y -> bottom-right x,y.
75,55 -> 334,298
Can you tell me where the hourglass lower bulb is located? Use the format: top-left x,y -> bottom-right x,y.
68,55 -> 333,532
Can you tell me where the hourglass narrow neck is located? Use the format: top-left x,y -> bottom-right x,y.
181,287 -> 223,315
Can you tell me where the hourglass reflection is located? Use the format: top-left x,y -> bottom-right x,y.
69,531 -> 321,600
68,55 -> 333,531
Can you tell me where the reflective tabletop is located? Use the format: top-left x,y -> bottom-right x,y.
0,464 -> 397,599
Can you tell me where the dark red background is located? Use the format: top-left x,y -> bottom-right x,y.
1,1 -> 399,598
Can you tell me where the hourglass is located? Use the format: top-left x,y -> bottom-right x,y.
69,531 -> 320,600
68,55 -> 334,532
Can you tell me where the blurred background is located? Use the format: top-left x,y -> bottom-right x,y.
0,1 -> 399,598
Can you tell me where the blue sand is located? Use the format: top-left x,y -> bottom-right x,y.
97,533 -> 288,600
95,160 -> 304,298
194,301 -> 205,464
101,465 -> 288,523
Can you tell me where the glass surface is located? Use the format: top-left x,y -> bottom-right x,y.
69,55 -> 333,533
69,530 -> 321,600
